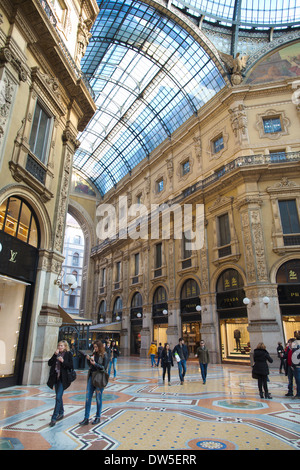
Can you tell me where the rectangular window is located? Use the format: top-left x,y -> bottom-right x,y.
218,213 -> 231,246
29,101 -> 52,164
263,117 -> 282,134
134,253 -> 139,276
183,230 -> 192,259
157,178 -> 164,193
279,200 -> 300,234
101,268 -> 106,287
182,160 -> 190,176
68,294 -> 76,308
155,243 -> 162,268
116,261 -> 121,282
213,135 -> 224,154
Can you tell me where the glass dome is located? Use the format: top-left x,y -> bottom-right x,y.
73,0 -> 300,196
172,0 -> 300,28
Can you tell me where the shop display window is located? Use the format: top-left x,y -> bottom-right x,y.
220,318 -> 250,361
282,316 -> 300,342
0,276 -> 28,377
182,321 -> 201,355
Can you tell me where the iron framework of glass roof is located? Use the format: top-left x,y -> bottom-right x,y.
172,0 -> 300,29
73,0 -> 300,196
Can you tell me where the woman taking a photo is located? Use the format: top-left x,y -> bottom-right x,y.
79,340 -> 108,425
47,340 -> 74,427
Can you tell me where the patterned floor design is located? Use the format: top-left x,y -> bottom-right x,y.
0,358 -> 299,451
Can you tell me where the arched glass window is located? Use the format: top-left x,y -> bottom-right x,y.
98,300 -> 106,323
181,279 -> 200,299
0,196 -> 39,248
113,296 -> 123,321
217,269 -> 244,292
131,292 -> 143,308
113,297 -> 123,311
153,286 -> 167,304
276,260 -> 300,284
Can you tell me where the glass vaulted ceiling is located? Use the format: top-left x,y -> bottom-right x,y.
74,0 -> 226,196
173,0 -> 300,28
74,0 -> 300,196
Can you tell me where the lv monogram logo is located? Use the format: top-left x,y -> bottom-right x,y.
9,250 -> 18,263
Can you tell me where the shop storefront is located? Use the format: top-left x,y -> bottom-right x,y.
152,286 -> 168,346
217,269 -> 250,363
0,197 -> 40,388
180,279 -> 201,355
277,260 -> 300,342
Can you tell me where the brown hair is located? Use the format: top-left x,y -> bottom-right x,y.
256,342 -> 266,350
93,340 -> 106,356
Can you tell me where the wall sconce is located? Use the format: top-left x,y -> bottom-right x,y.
136,312 -> 142,318
263,296 -> 270,305
116,315 -> 121,321
243,297 -> 256,306
196,305 -> 202,312
162,309 -> 168,315
54,271 -> 77,294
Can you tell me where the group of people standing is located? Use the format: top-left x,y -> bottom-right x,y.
47,338 -> 119,427
148,338 -> 210,386
277,335 -> 300,398
251,334 -> 300,400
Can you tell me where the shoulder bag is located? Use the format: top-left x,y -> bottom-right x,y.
92,369 -> 109,388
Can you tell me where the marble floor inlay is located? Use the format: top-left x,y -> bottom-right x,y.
0,358 -> 299,451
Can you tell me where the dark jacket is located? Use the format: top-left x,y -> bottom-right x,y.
111,346 -> 120,359
47,351 -> 74,390
252,348 -> 273,376
87,352 -> 109,379
173,343 -> 189,361
196,346 -> 210,364
161,349 -> 174,367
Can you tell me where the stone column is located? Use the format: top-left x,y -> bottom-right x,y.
239,198 -> 283,363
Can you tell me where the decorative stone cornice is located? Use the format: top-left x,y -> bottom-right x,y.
0,46 -> 28,82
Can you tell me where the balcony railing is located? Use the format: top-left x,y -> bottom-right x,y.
91,151 -> 300,255
38,0 -> 95,99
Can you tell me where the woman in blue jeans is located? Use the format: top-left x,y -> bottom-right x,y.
47,340 -> 74,427
79,340 -> 108,425
108,340 -> 119,380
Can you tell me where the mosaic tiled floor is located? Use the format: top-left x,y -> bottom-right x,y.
0,358 -> 299,451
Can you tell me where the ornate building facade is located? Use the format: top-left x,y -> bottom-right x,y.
0,0 -> 98,387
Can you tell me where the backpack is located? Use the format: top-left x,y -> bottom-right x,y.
291,343 -> 300,367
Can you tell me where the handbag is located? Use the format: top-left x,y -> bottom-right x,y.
67,368 -> 77,383
252,366 -> 259,379
92,369 -> 109,388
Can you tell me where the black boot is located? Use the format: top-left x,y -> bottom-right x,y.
79,418 -> 89,425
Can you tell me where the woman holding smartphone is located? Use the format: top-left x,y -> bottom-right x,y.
47,340 -> 74,427
79,340 -> 109,425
